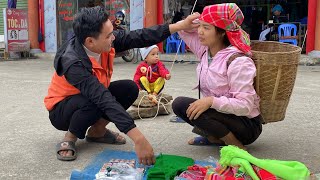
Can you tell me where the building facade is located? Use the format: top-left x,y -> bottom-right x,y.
1,0 -> 318,54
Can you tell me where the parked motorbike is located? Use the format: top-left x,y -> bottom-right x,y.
112,11 -> 135,62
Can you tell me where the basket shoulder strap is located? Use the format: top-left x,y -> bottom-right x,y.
198,50 -> 207,99
227,53 -> 247,68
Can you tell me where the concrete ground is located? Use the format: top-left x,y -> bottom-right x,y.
0,55 -> 319,179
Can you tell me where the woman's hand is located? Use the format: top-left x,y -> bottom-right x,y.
186,97 -> 213,120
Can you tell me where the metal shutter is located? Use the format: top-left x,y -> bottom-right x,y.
0,1 -> 7,35
16,0 -> 28,9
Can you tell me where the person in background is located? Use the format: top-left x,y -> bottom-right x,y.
271,4 -> 288,23
262,3 -> 289,41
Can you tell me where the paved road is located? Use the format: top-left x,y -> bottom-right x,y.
0,57 -> 319,179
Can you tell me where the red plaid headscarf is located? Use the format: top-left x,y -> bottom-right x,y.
199,3 -> 251,56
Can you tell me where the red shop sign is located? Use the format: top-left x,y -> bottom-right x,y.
4,8 -> 30,52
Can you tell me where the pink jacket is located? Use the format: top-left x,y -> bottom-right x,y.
178,30 -> 260,118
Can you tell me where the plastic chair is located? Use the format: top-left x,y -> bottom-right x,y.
165,33 -> 185,54
278,23 -> 298,45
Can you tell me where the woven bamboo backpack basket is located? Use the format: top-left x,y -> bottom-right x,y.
251,41 -> 302,124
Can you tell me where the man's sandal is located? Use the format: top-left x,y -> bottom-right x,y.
56,141 -> 77,161
85,129 -> 126,144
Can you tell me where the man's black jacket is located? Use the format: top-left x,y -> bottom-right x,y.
52,24 -> 171,133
